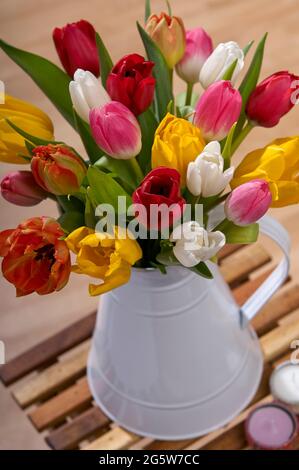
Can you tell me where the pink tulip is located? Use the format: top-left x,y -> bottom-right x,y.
90,101 -> 142,159
224,179 -> 272,226
1,171 -> 47,206
176,28 -> 213,84
246,71 -> 299,127
194,80 -> 242,141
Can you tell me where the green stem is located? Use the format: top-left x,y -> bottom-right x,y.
230,121 -> 254,156
127,157 -> 144,185
168,67 -> 173,90
214,218 -> 230,233
185,83 -> 194,107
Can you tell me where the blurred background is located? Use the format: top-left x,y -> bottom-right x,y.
1,0 -> 299,449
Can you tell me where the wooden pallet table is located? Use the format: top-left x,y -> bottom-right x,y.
1,243 -> 299,451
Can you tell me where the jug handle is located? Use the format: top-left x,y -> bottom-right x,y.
240,215 -> 290,327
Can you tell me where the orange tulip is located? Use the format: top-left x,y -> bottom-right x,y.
0,217 -> 71,296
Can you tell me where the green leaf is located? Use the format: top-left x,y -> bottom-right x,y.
234,33 -> 267,138
137,22 -> 173,120
95,156 -> 137,191
145,0 -> 151,22
243,40 -> 254,57
24,140 -> 35,156
191,262 -> 213,279
156,248 -> 178,266
6,119 -> 59,146
84,192 -> 97,228
73,111 -> 102,163
221,122 -> 237,167
0,39 -> 75,128
222,58 -> 238,81
87,166 -> 132,211
149,261 -> 167,274
57,195 -> 84,213
95,33 -> 113,88
166,0 -> 172,16
137,107 -> 158,173
222,221 -> 259,244
58,211 -> 85,234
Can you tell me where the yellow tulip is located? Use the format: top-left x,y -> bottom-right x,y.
65,226 -> 142,296
0,94 -> 54,164
231,137 -> 299,207
151,113 -> 205,186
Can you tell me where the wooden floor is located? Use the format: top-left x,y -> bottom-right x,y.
1,0 -> 299,449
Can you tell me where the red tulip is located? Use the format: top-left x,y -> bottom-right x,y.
246,71 -> 299,127
0,217 -> 71,296
53,20 -> 100,77
1,171 -> 47,206
132,167 -> 185,230
31,144 -> 87,195
106,54 -> 155,116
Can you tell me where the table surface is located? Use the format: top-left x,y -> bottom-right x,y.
1,0 -> 299,449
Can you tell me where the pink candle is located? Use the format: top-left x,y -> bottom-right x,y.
245,402 -> 298,450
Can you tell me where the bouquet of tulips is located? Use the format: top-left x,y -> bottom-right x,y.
1,0 -> 299,298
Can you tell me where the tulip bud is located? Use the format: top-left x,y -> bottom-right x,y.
69,69 -> 110,122
145,12 -> 186,68
53,20 -> 100,77
224,179 -> 272,226
31,144 -> 87,195
246,71 -> 299,127
199,41 -> 244,89
90,101 -> 142,159
194,81 -> 242,141
187,141 -> 234,197
1,171 -> 47,206
176,28 -> 213,84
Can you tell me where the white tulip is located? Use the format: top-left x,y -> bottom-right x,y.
69,69 -> 110,122
170,221 -> 226,267
199,41 -> 244,88
186,141 -> 234,197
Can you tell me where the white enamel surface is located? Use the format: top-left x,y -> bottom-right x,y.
88,263 -> 263,439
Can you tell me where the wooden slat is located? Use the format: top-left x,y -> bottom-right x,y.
252,285 -> 299,335
232,268 -> 274,306
29,378 -> 92,431
220,245 -> 271,286
218,244 -> 244,261
13,343 -> 90,408
46,407 -> 110,450
83,427 -> 139,450
0,312 -> 96,385
260,318 -> 299,362
278,307 -> 299,326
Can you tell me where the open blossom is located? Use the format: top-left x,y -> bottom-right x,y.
106,54 -> 155,116
0,217 -> 71,296
90,101 -> 142,159
53,20 -> 99,77
176,27 -> 213,84
1,171 -> 47,206
194,81 -> 242,141
246,71 -> 299,127
170,221 -> 225,267
65,226 -> 142,296
69,69 -> 110,122
145,12 -> 186,68
132,167 -> 185,230
225,179 -> 272,226
199,41 -> 244,88
187,141 -> 234,197
31,144 -> 87,195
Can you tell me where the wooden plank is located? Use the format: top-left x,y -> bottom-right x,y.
83,427 -> 139,450
278,307 -> 299,326
252,285 -> 299,335
13,343 -> 90,408
232,268 -> 274,307
220,245 -> 271,286
46,407 -> 110,450
29,378 -> 92,431
0,312 -> 96,385
218,244 -> 244,261
260,318 -> 299,362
